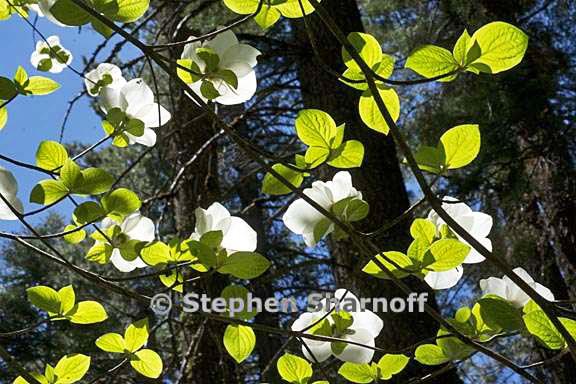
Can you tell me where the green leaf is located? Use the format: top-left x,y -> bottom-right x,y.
410,218 -> 436,244
478,296 -> 523,332
111,0 -> 150,22
218,251 -> 271,279
338,362 -> 377,383
58,285 -> 76,314
304,146 -> 330,168
215,69 -> 239,89
358,85 -> 400,135
342,32 -> 382,72
221,285 -> 257,320
523,310 -> 565,350
64,228 -> 87,245
377,354 -> 410,380
0,76 -> 17,100
72,201 -> 105,225
200,230 -> 224,249
200,80 -> 220,100
436,329 -> 474,360
439,124 -> 481,169
196,47 -> 220,72
50,0 -> 91,25
125,318 -> 149,352
0,106 -> 7,130
405,45 -> 459,81
254,5 -> 281,29
453,29 -> 472,66
223,324 -> 256,363
59,159 -> 83,190
424,239 -> 470,272
53,354 -> 91,384
362,251 -> 415,280
414,344 -> 449,365
467,21 -> 528,74
95,333 -> 126,353
86,242 -> 113,264
413,145 -> 445,174
75,168 -> 115,195
277,353 -> 313,384
14,66 -> 28,88
101,188 -> 141,219
66,301 -> 108,324
36,141 -> 68,171
25,76 -> 60,95
130,349 -> 163,378
27,286 -> 61,314
30,179 -> 69,205
176,59 -> 201,84
327,140 -> 365,168
140,241 -> 171,266
262,163 -> 304,195
295,109 -> 337,148
222,0 -> 259,14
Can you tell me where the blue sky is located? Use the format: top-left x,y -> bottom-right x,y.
0,15 -> 138,232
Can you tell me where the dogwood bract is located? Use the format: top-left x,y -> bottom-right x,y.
291,289 -> 383,364
30,36 -> 72,74
283,171 -> 367,247
30,0 -> 67,26
0,166 -> 23,220
424,196 -> 493,290
85,63 -> 127,97
190,202 -> 257,254
180,30 -> 261,105
98,212 -> 155,272
99,78 -> 171,147
479,267 -> 555,308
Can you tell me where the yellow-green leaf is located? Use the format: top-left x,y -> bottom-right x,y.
130,349 -> 163,378
223,324 -> 255,363
358,86 -> 400,135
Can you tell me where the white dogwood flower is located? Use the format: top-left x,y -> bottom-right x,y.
479,267 -> 555,308
424,197 -> 493,290
283,171 -> 367,247
190,202 -> 257,255
30,36 -> 72,74
84,63 -> 127,96
180,30 -> 260,105
99,78 -> 171,147
98,212 -> 155,273
291,289 -> 383,364
0,166 -> 23,220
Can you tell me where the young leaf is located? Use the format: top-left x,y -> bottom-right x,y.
101,188 -> 141,219
96,333 -> 126,353
377,354 -> 410,380
217,251 -> 271,279
262,163 -> 304,195
277,353 -> 313,384
410,218 -> 436,244
58,285 -> 76,314
86,242 -> 113,264
63,225 -> 86,244
53,354 -> 91,383
59,159 -> 83,190
75,168 -> 115,195
424,239 -> 470,272
141,241 -> 171,266
25,76 -> 60,95
72,201 -> 106,225
327,140 -> 365,169
439,124 -> 481,169
295,109 -> 337,148
0,106 -> 7,130
414,344 -> 449,365
523,310 -> 565,350
405,45 -> 459,81
125,318 -> 150,352
358,85 -> 400,135
130,348 -> 163,378
36,141 -> 69,171
223,324 -> 256,363
338,362 -> 377,383
477,296 -> 523,332
27,286 -> 61,314
112,0 -> 150,22
66,301 -> 108,324
342,32 -> 382,72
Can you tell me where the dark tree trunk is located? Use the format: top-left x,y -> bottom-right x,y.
292,1 -> 461,382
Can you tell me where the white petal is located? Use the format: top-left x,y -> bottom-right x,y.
123,214 -> 155,242
424,267 -> 463,290
207,202 -> 231,223
193,207 -> 211,236
99,86 -> 122,113
121,79 -> 154,116
479,276 -> 507,298
30,51 -> 47,68
110,249 -> 138,272
463,237 -> 491,264
336,328 -> 375,364
0,194 -> 22,220
46,35 -> 60,46
126,128 -> 157,147
221,216 -> 257,253
469,212 -> 493,239
302,339 -> 332,363
0,167 -> 18,196
221,44 -> 261,73
283,199 -> 325,236
133,103 -> 171,128
206,30 -> 239,57
533,283 -> 555,302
